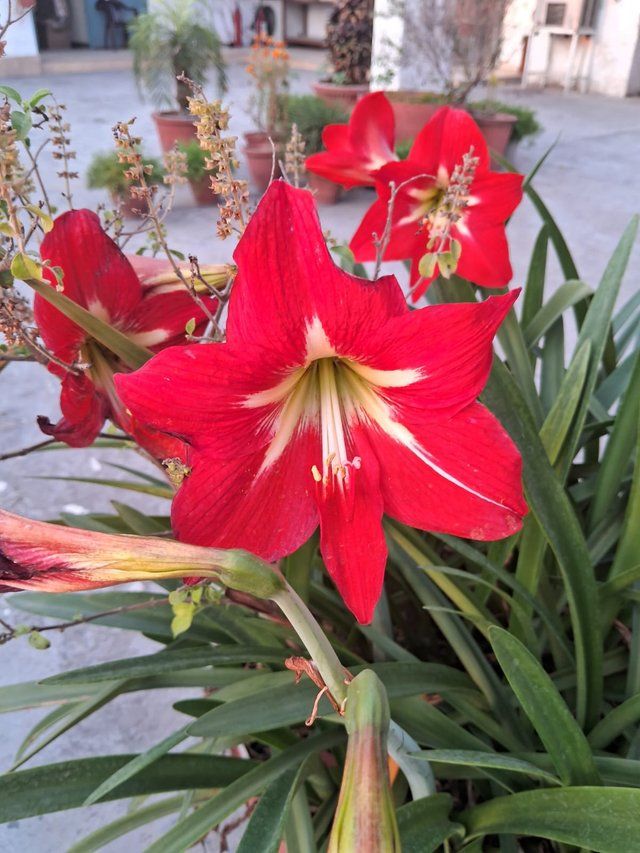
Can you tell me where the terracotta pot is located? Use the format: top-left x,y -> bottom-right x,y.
307,172 -> 342,205
110,191 -> 149,218
387,93 -> 440,143
152,111 -> 198,153
312,81 -> 368,114
244,130 -> 271,147
472,112 -> 518,159
189,176 -> 217,206
244,142 -> 280,194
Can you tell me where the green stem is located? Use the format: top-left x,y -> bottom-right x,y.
271,582 -> 349,705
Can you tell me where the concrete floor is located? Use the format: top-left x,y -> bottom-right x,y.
1,46 -> 639,852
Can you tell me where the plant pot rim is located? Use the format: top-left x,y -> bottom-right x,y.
152,110 -> 195,122
470,110 -> 518,125
314,80 -> 369,92
385,89 -> 445,104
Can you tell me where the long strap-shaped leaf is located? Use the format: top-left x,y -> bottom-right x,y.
488,627 -> 600,786
483,360 -> 602,728
24,275 -> 153,370
461,787 -> 640,852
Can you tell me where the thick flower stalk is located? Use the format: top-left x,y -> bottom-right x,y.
0,509 -> 283,597
305,91 -> 398,189
34,209 -> 218,455
117,181 -> 526,624
350,105 -> 523,297
328,669 -> 401,853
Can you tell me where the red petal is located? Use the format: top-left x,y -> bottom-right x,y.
455,222 -> 514,289
38,372 -> 107,447
367,291 -> 518,417
171,425 -> 319,560
377,402 -> 527,539
36,210 -> 141,357
228,181 -> 407,361
306,92 -> 397,189
116,342 -> 295,457
350,164 -> 427,263
315,426 -> 386,624
409,106 -> 490,176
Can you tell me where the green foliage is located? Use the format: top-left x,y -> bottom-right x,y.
86,151 -> 164,195
468,98 -> 542,141
282,95 -> 347,155
128,0 -> 226,112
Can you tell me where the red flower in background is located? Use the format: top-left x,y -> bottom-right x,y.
305,92 -> 398,189
350,106 -> 523,299
117,182 -> 526,624
35,209 -> 216,455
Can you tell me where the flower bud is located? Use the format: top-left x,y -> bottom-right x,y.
0,509 -> 284,598
328,669 -> 401,853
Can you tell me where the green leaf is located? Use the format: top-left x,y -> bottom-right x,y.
521,225 -> 548,330
189,662 -> 478,739
0,679 -> 95,713
488,627 -> 600,786
0,84 -> 22,103
43,645 -> 288,684
539,339 -> 591,465
23,278 -> 152,369
523,279 -> 592,348
396,793 -> 463,853
68,795 -> 184,853
0,754 -> 253,822
558,216 -> 639,477
34,475 -> 173,499
12,681 -> 124,770
27,87 -> 51,107
483,360 -> 602,728
236,764 -> 307,853
144,731 -> 343,853
589,350 -> 640,530
461,787 -> 640,852
588,692 -> 640,750
84,726 -> 191,806
111,501 -> 166,534
413,750 -> 561,786
11,109 -> 32,140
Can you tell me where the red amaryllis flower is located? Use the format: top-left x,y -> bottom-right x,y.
117,181 -> 526,624
350,106 -> 523,299
305,91 -> 398,189
35,209 -> 217,455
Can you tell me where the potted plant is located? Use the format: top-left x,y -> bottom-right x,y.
244,34 -> 290,193
86,150 -> 164,216
178,140 -> 215,206
284,94 -> 348,204
378,0 -> 519,154
313,0 -> 373,113
128,0 -> 226,152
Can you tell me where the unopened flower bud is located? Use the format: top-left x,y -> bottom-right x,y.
328,669 -> 401,853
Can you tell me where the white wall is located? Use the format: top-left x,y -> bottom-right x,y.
0,0 -> 38,57
588,0 -> 640,97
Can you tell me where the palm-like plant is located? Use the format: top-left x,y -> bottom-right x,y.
128,0 -> 226,114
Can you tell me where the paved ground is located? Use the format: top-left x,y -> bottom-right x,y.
1,46 -> 639,852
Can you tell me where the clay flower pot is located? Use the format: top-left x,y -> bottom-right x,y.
110,191 -> 149,218
189,176 -> 217,206
387,92 -> 440,143
307,172 -> 342,205
152,111 -> 198,153
312,81 -> 368,114
472,112 -> 518,159
243,131 -> 281,194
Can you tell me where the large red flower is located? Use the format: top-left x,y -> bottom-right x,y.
35,209 -> 216,456
117,182 -> 526,624
305,91 -> 398,189
350,106 -> 523,298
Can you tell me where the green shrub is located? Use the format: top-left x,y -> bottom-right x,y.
86,151 -> 164,195
283,94 -> 348,155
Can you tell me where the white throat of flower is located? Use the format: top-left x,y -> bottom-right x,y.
244,317 -> 507,510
